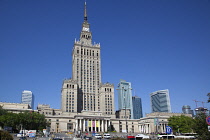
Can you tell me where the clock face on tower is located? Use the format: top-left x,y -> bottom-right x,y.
83,27 -> 89,32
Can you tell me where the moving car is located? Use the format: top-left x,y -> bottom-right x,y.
103,133 -> 111,139
95,133 -> 102,139
135,134 -> 150,139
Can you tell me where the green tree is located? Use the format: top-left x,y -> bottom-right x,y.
0,113 -> 19,128
193,113 -> 210,140
0,109 -> 48,131
0,130 -> 13,140
18,111 -> 48,130
0,107 -> 19,130
168,115 -> 194,133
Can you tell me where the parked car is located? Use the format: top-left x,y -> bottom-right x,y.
95,133 -> 102,139
85,137 -> 93,140
135,134 -> 150,139
103,133 -> 111,139
17,134 -> 24,137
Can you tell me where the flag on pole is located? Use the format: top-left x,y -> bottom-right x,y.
88,121 -> 91,127
85,121 -> 88,127
96,121 -> 100,127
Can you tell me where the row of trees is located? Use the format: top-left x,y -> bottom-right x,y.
0,106 -> 48,131
168,113 -> 210,140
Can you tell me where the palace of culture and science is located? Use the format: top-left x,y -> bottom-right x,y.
0,2 -> 192,134
61,2 -> 115,115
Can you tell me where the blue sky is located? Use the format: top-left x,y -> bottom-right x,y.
0,0 -> 210,116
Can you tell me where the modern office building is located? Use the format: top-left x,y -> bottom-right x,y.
117,79 -> 133,119
150,89 -> 171,113
182,105 -> 194,116
132,96 -> 143,119
21,90 -> 34,109
61,2 -> 115,115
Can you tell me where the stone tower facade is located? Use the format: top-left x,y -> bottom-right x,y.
61,2 -> 115,115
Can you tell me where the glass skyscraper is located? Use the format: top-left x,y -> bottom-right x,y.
118,79 -> 133,119
182,105 -> 194,116
132,96 -> 143,119
21,90 -> 34,109
150,89 -> 171,113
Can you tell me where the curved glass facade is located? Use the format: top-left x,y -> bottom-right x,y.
150,89 -> 171,113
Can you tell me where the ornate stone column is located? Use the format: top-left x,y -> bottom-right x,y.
91,119 -> 93,132
105,120 -> 107,132
83,119 -> 86,132
108,120 -> 110,130
79,119 -> 82,131
98,120 -> 101,132
95,120 -> 97,132
102,120 -> 104,132
76,119 -> 78,131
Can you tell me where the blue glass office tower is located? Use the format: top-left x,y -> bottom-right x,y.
132,96 -> 143,119
118,79 -> 133,119
21,90 -> 34,109
182,105 -> 194,116
150,89 -> 171,113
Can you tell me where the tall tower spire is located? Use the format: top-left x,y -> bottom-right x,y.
80,1 -> 92,46
84,2 -> 88,22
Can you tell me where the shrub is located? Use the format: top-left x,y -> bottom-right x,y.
0,130 -> 13,140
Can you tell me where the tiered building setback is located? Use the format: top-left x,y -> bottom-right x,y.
61,2 -> 115,115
